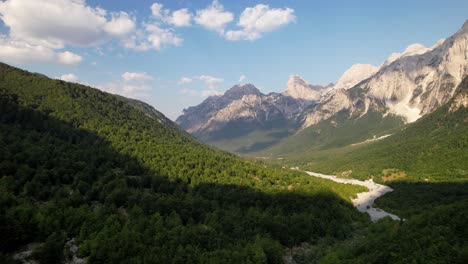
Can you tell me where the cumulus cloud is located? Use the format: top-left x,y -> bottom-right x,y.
168,9 -> 192,27
0,35 -> 84,65
0,36 -> 55,64
179,74 -> 225,98
150,3 -> 165,18
195,0 -> 234,33
238,74 -> 247,83
0,0 -> 115,48
197,75 -> 224,89
124,24 -> 182,51
225,4 -> 295,41
98,82 -> 152,99
178,77 -> 193,84
151,2 -> 192,27
181,88 -> 223,97
59,73 -> 79,82
96,70 -> 155,99
122,72 -> 154,82
146,24 -> 182,50
104,12 -> 136,36
58,51 -> 83,65
0,0 -> 141,64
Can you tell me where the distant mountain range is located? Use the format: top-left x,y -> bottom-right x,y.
176,20 -> 468,154
175,78 -> 329,153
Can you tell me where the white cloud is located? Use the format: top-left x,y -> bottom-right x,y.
197,75 -> 224,89
0,0 -> 143,65
181,88 -> 222,97
195,0 -> 233,33
0,0 -> 110,48
151,3 -> 192,27
146,24 -> 183,50
122,72 -> 154,82
238,74 -> 247,83
225,4 -> 295,41
0,36 -> 55,64
178,77 -> 193,84
104,12 -> 136,36
150,3 -> 165,18
0,35 -> 85,65
58,51 -> 83,65
179,74 -> 225,98
201,89 -> 223,97
59,73 -> 79,82
168,9 -> 192,27
125,23 -> 182,51
98,82 -> 152,99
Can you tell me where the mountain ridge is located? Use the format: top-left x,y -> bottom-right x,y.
176,20 -> 467,155
0,61 -> 369,263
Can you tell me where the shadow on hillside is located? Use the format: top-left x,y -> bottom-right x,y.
0,95 -> 366,261
375,181 -> 468,218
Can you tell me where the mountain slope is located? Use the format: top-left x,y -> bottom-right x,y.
0,62 -> 368,263
302,20 -> 467,129
176,77 -> 329,153
305,74 -> 468,182
258,20 -> 468,157
287,76 -> 468,264
261,110 -> 404,156
333,64 -> 379,90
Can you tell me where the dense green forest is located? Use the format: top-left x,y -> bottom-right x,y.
0,63 -> 368,263
272,77 -> 468,264
258,110 -> 404,158
299,199 -> 468,264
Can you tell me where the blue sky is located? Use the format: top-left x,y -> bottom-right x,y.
0,0 -> 466,119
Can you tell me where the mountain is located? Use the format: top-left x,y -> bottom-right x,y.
303,21 -> 467,127
283,75 -> 329,101
176,76 -> 330,153
382,43 -> 431,66
306,74 -> 468,182
260,20 -> 468,156
300,76 -> 468,263
0,62 -> 368,263
177,22 -> 467,156
333,64 -> 379,90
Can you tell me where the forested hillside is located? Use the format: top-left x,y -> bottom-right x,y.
304,75 -> 468,183
276,76 -> 468,263
311,200 -> 468,264
259,110 -> 403,157
0,63 -> 367,263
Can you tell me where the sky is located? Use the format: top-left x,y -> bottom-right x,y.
0,0 -> 467,120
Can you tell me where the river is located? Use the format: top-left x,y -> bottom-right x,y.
305,171 -> 401,222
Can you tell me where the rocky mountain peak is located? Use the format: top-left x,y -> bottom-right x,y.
383,43 -> 430,66
223,83 -> 261,100
402,43 -> 429,56
461,19 -> 468,32
283,75 -> 324,101
333,64 -> 379,90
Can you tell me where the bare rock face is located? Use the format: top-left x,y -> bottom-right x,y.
177,20 -> 468,152
301,20 -> 468,128
176,76 -> 329,143
283,75 -> 326,101
333,64 -> 379,90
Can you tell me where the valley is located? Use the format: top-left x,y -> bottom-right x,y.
174,19 -> 468,263
304,171 -> 400,222
0,1 -> 466,263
